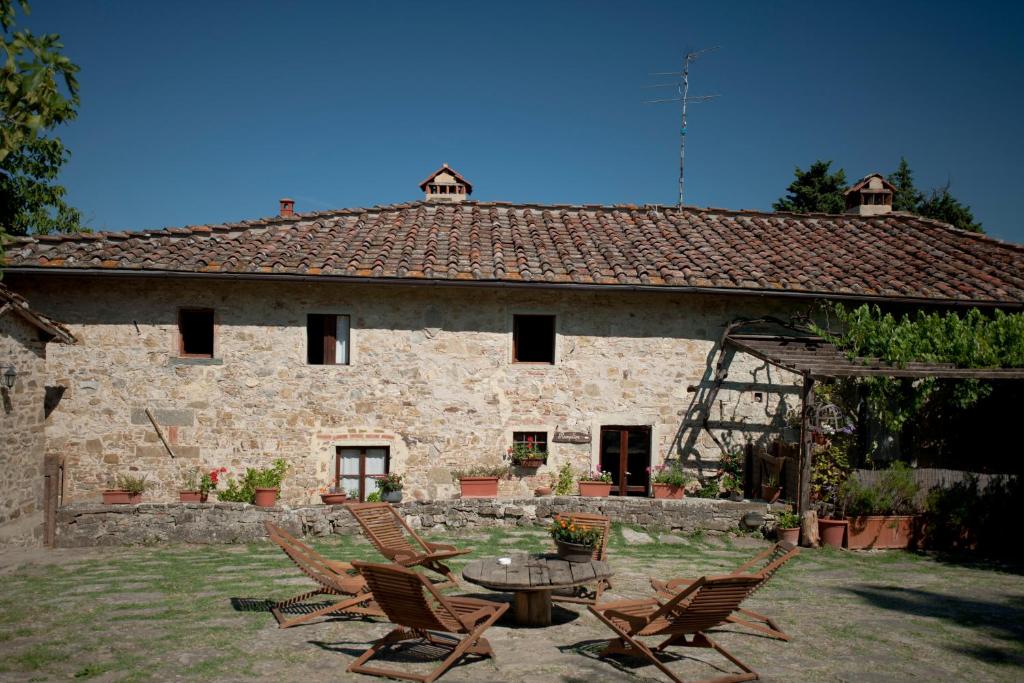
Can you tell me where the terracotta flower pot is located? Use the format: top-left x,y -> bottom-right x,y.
846,515 -> 918,550
818,518 -> 849,548
652,483 -> 685,499
459,477 -> 499,498
516,458 -> 546,469
253,487 -> 279,507
578,481 -> 612,497
555,539 -> 595,563
102,490 -> 141,505
178,491 -> 208,503
534,486 -> 553,497
777,527 -> 800,545
760,485 -> 781,503
320,493 -> 348,505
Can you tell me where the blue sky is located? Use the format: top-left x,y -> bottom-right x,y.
29,1 -> 1024,243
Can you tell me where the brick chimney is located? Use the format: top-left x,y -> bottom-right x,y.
844,174 -> 894,216
419,164 -> 472,203
279,198 -> 295,217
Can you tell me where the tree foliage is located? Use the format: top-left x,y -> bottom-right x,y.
886,157 -> 923,212
772,160 -> 847,214
917,185 -> 983,233
813,302 -> 1024,431
0,0 -> 81,243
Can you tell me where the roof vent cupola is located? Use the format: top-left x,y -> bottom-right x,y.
419,163 -> 472,203
844,173 -> 894,216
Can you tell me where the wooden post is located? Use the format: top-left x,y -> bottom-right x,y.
145,408 -> 176,458
798,375 -> 815,516
513,590 -> 552,627
43,454 -> 62,548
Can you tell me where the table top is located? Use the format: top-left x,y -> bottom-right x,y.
462,553 -> 612,591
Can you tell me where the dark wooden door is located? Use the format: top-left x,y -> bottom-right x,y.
599,426 -> 651,496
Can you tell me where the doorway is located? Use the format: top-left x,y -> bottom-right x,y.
599,426 -> 651,496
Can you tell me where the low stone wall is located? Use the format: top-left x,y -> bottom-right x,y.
55,496 -> 788,547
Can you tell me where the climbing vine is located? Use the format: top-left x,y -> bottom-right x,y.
812,303 -> 1024,431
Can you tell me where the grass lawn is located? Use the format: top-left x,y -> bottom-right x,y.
0,525 -> 1021,682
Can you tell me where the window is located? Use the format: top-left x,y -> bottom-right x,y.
336,446 -> 389,501
308,314 -> 350,365
178,309 -> 214,358
513,314 -> 555,363
512,431 -> 548,455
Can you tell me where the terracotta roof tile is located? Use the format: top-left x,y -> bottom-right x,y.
4,201 -> 1024,304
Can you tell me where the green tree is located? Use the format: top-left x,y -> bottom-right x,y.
917,184 -> 983,233
773,160 -> 847,214
0,0 -> 81,241
886,157 -> 923,212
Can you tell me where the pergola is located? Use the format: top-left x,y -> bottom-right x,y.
703,318 -> 1024,514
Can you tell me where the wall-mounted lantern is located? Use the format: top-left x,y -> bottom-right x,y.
1,365 -> 16,390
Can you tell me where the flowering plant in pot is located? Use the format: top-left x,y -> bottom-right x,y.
649,462 -> 692,499
179,467 -> 224,503
508,436 -> 547,469
578,468 -> 613,497
217,459 -> 288,507
550,516 -> 601,562
453,464 -> 508,498
720,474 -> 744,501
812,441 -> 851,548
775,510 -> 801,545
718,448 -> 745,500
102,473 -> 147,505
319,484 -> 348,505
375,473 -> 404,503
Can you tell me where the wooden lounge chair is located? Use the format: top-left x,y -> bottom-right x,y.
347,561 -> 508,683
347,502 -> 470,588
263,521 -> 382,628
589,575 -> 763,683
551,512 -> 612,604
650,540 -> 799,641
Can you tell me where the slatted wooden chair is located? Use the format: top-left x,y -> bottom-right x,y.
347,503 -> 470,588
650,540 -> 799,641
551,512 -> 613,604
589,575 -> 763,683
263,521 -> 382,628
347,561 -> 508,683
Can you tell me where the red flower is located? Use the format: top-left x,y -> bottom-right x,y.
220,467 -> 228,473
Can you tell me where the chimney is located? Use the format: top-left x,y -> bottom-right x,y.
844,173 -> 894,216
279,198 -> 295,217
419,163 -> 472,203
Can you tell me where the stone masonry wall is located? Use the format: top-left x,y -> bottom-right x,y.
0,312 -> 48,541
55,497 -> 788,547
9,275 -> 803,505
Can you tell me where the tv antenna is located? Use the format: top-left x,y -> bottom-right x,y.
645,46 -> 720,207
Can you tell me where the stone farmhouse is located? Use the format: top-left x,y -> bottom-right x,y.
3,167 -> 1023,516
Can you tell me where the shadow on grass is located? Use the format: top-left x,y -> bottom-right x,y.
310,635 -> 493,677
560,638 -> 737,681
845,585 -> 1024,667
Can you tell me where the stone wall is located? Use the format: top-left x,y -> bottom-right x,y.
55,496 -> 788,547
0,311 -> 48,542
8,275 -> 802,505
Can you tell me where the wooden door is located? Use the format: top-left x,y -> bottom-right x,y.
599,426 -> 651,496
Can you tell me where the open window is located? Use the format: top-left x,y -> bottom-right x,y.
308,314 -> 350,365
178,309 -> 214,358
513,314 -> 555,364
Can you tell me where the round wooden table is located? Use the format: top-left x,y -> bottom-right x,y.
462,553 -> 613,627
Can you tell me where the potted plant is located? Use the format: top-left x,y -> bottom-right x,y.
550,516 -> 601,563
218,459 -> 289,506
179,467 -> 224,503
720,474 -> 744,501
102,473 -> 147,505
775,510 -> 800,545
840,463 -> 921,550
375,473 -> 404,503
812,442 -> 851,548
454,464 -> 508,498
534,473 -> 554,497
508,436 -> 547,469
760,470 -> 782,503
578,468 -> 613,497
718,448 -> 745,501
319,484 -> 348,505
649,462 -> 691,499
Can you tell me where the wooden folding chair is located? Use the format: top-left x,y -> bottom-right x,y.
651,540 -> 799,641
348,503 -> 470,588
589,575 -> 763,683
551,512 -> 613,604
263,521 -> 382,628
348,561 -> 508,683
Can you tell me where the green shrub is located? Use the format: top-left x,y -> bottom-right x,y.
693,478 -> 720,498
840,462 -> 919,516
115,473 -> 147,495
775,510 -> 800,528
554,463 -> 574,495
923,474 -> 1021,558
651,462 -> 693,487
217,459 -> 289,503
453,464 -> 509,479
366,491 -> 381,503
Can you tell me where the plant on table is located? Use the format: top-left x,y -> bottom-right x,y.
549,517 -> 601,548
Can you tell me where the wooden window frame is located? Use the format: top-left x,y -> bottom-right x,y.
512,314 -> 556,365
177,308 -> 215,358
512,430 -> 548,456
335,445 -> 390,502
307,313 -> 350,366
